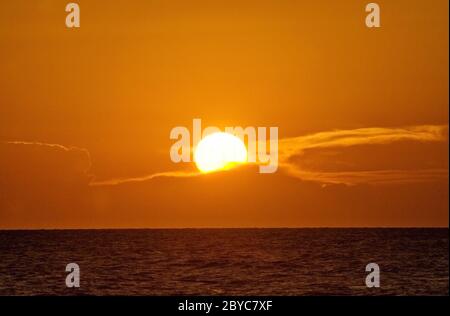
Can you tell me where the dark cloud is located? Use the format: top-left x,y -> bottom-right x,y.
0,141 -> 93,228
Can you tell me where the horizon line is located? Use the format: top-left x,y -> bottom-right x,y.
0,226 -> 448,231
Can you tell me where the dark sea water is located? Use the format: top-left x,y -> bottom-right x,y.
0,229 -> 448,295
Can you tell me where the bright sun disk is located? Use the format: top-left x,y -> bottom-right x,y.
194,132 -> 247,173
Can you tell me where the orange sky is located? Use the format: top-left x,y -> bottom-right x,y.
0,0 -> 448,228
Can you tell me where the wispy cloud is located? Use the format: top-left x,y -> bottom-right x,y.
1,140 -> 200,186
278,125 -> 448,185
2,140 -> 92,173
281,166 -> 449,186
89,170 -> 200,186
278,125 -> 447,156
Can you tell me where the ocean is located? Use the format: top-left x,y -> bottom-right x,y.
0,228 -> 448,295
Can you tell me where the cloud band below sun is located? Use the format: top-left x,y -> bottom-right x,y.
1,124 -> 448,187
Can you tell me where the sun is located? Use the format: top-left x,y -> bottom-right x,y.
194,132 -> 247,173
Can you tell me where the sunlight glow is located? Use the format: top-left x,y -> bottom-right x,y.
194,132 -> 247,173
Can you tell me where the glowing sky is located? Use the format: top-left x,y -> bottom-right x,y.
0,0 -> 448,228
